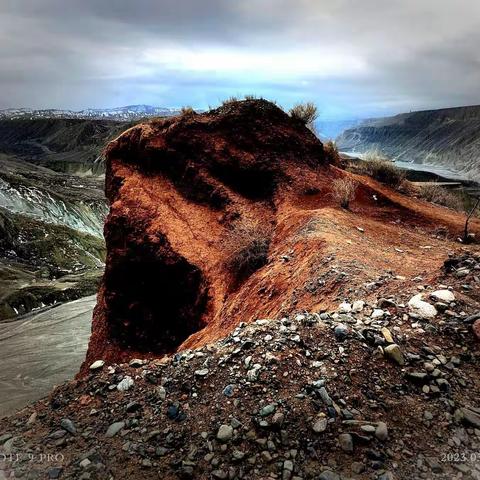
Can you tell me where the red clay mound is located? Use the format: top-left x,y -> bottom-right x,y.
84,99 -> 479,369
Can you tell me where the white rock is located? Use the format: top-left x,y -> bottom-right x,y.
89,360 -> 105,371
117,376 -> 134,391
338,302 -> 352,313
371,309 -> 385,319
408,294 -> 437,319
430,290 -> 455,303
352,300 -> 365,313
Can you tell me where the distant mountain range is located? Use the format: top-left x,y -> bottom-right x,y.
0,104 -> 181,121
336,105 -> 480,181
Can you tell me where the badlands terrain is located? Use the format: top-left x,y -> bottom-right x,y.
0,100 -> 479,479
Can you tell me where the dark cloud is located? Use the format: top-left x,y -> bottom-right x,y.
1,0 -> 479,118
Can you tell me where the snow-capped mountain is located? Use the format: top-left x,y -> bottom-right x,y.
0,105 -> 181,121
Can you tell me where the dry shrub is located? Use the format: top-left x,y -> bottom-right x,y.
289,102 -> 318,132
180,106 -> 195,116
323,140 -> 341,166
332,177 -> 357,209
225,220 -> 271,288
221,96 -> 239,106
417,183 -> 463,211
357,150 -> 406,188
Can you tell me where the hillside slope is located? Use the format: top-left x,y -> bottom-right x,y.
336,105 -> 480,180
0,100 -> 479,479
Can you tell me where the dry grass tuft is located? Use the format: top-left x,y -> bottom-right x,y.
225,220 -> 271,288
356,150 -> 406,188
417,183 -> 463,211
332,177 -> 357,209
180,106 -> 195,116
289,102 -> 318,132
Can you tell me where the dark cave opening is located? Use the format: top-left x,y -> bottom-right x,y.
104,238 -> 209,353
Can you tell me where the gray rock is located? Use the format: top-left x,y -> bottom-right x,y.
260,403 -> 276,416
461,408 -> 480,428
106,421 -> 125,437
48,467 -> 63,479
375,422 -> 388,441
318,387 -> 333,406
338,433 -> 353,452
117,376 -> 134,391
334,323 -> 349,341
60,418 -> 76,435
216,424 -> 233,442
194,368 -> 209,377
313,418 -> 328,433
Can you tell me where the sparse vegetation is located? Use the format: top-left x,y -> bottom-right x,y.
331,177 -> 357,209
417,183 -> 463,211
289,102 -> 319,132
180,106 -> 195,116
221,96 -> 240,106
356,150 -> 406,188
225,220 -> 271,288
323,140 -> 341,165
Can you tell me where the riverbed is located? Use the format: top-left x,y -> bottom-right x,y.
0,295 -> 95,418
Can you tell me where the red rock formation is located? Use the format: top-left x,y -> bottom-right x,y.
84,99 -> 480,368
86,100 -> 327,364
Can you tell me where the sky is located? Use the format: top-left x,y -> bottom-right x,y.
1,0 -> 480,119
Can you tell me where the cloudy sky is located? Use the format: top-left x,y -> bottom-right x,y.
1,0 -> 480,119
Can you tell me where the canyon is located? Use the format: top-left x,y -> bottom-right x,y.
336,105 -> 480,181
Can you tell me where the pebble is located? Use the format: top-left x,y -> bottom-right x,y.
408,294 -> 437,319
89,360 -> 105,371
156,385 -> 167,400
217,424 -> 234,442
334,323 -> 349,341
60,418 -> 76,435
352,300 -> 365,312
313,418 -> 328,433
430,290 -> 455,302
338,302 -> 352,313
117,376 -> 134,391
48,467 -> 63,479
194,368 -> 209,377
222,384 -> 235,397
338,433 -> 353,452
381,327 -> 394,343
129,358 -> 143,368
461,408 -> 480,428
371,309 -> 385,319
259,403 -> 276,416
375,422 -> 389,441
384,344 -> 405,366
105,421 -> 125,437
